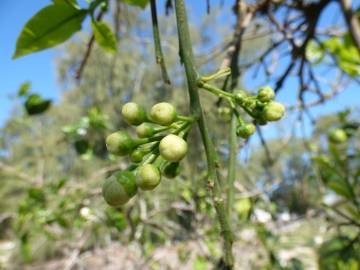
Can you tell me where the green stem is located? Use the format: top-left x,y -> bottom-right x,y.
150,0 -> 171,84
176,115 -> 195,122
198,81 -> 234,99
226,115 -> 237,217
135,135 -> 164,145
174,0 -> 234,268
200,67 -> 232,82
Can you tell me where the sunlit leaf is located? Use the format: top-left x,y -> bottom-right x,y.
13,3 -> 87,59
327,180 -> 353,200
91,20 -> 117,53
18,81 -> 31,97
306,41 -> 325,65
52,0 -> 79,8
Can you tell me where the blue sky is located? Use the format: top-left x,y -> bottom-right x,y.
0,0 -> 60,126
0,0 -> 359,132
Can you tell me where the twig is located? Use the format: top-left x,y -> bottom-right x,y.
174,0 -> 234,268
150,0 -> 171,84
75,11 -> 105,81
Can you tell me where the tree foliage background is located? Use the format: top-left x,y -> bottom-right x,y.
0,0 -> 359,269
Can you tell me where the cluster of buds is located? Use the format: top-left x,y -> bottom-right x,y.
199,69 -> 285,139
102,102 -> 192,207
233,86 -> 285,138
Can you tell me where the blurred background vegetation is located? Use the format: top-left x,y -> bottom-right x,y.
0,0 -> 359,269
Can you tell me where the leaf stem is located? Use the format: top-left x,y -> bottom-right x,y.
174,0 -> 234,268
198,81 -> 234,99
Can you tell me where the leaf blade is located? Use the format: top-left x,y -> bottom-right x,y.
91,21 -> 117,53
13,3 -> 87,59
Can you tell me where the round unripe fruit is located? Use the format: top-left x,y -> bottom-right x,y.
257,86 -> 275,102
328,128 -> 347,144
102,171 -> 137,206
163,162 -> 180,178
136,123 -> 155,138
106,131 -> 135,156
159,134 -> 188,162
262,102 -> 285,121
121,102 -> 146,126
236,123 -> 256,138
136,164 -> 161,190
130,149 -> 145,163
150,102 -> 177,126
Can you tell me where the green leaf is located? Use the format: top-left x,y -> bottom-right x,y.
13,3 -> 87,59
327,180 -> 353,200
122,0 -> 149,9
52,0 -> 79,9
193,256 -> 208,270
18,81 -> 31,97
91,21 -> 117,53
306,40 -> 325,65
235,198 -> 252,221
24,94 -> 52,115
322,34 -> 360,76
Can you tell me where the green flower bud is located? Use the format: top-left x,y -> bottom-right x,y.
159,134 -> 188,162
328,128 -> 347,144
136,164 -> 161,190
150,102 -> 177,126
236,123 -> 256,138
257,86 -> 275,102
136,123 -> 155,138
163,162 -> 180,178
121,102 -> 146,126
130,149 -> 145,163
262,101 -> 285,121
233,90 -> 248,102
106,131 -> 135,156
102,171 -> 137,206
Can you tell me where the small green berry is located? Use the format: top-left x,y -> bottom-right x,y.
159,134 -> 188,162
106,131 -> 135,156
262,101 -> 285,121
136,123 -> 155,138
236,123 -> 256,138
163,162 -> 180,178
136,164 -> 161,190
102,171 -> 137,206
121,102 -> 146,126
328,128 -> 347,144
130,149 -> 145,163
257,86 -> 275,102
150,102 -> 177,126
